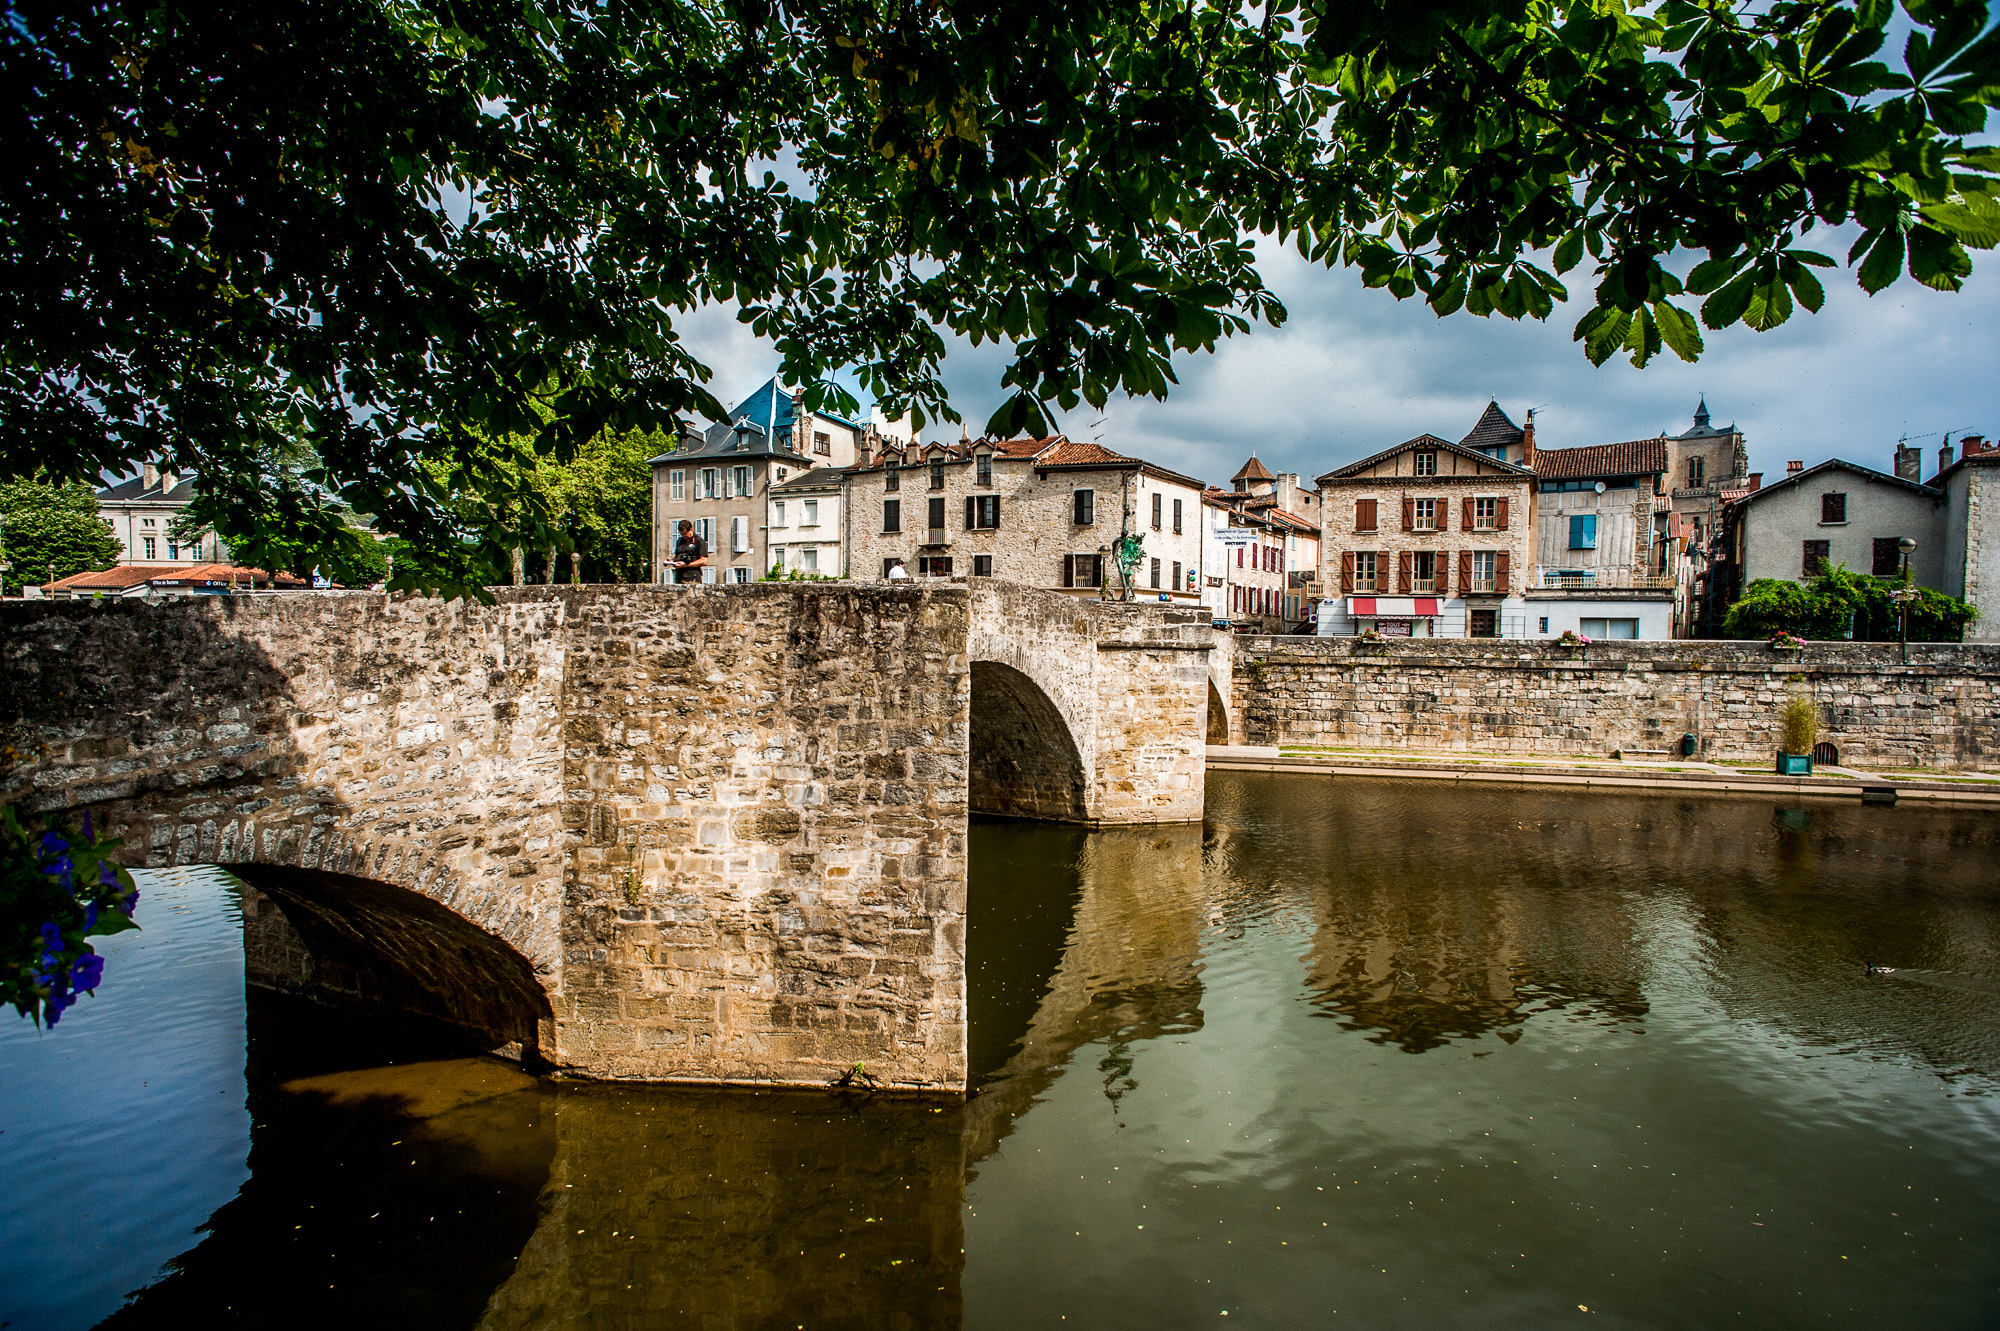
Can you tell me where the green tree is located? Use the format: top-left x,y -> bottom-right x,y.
0,477 -> 124,596
1724,564 -> 1977,641
6,0 -> 1997,596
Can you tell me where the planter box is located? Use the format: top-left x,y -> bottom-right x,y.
1775,752 -> 1814,776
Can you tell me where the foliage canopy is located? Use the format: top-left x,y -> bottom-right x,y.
0,476 -> 125,596
1723,564 -> 1979,640
6,0 -> 1997,594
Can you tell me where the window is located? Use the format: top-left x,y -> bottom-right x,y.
695,517 -> 715,547
1821,492 -> 1848,524
732,516 -> 750,553
1687,456 -> 1705,488
1152,493 -> 1163,530
1873,536 -> 1904,576
1568,515 -> 1598,550
1538,616 -> 1549,634
1150,557 -> 1162,589
802,499 -> 819,526
973,554 -> 993,576
927,497 -> 946,532
732,567 -> 751,584
1414,498 -> 1437,530
1073,489 -> 1095,525
1412,550 -> 1436,592
802,547 -> 818,572
813,431 -> 831,456
699,468 -> 719,499
776,467 -> 787,482
885,467 -> 900,492
1353,550 -> 1378,592
167,540 -> 179,560
1469,608 -> 1498,637
1802,539 -> 1830,577
977,454 -> 993,487
1472,551 -> 1497,592
1062,554 -> 1104,587
930,460 -> 946,490
142,517 -> 155,527
1173,498 -> 1183,533
1172,560 -> 1182,590
1355,498 -> 1378,532
772,546 -> 788,572
670,470 -> 686,501
1581,617 -> 1640,639
1414,451 -> 1437,476
773,501 -> 787,526
883,499 -> 901,533
964,494 -> 1001,529
918,555 -> 953,576
143,536 -> 156,559
731,465 -> 752,498
882,558 -> 903,577
1475,497 -> 1498,531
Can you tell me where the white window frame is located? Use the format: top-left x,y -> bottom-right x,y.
670,470 -> 686,501
1414,452 -> 1437,477
699,468 -> 719,500
773,501 -> 787,527
1472,550 -> 1497,592
1414,497 -> 1438,531
732,465 -> 752,498
1353,550 -> 1377,593
802,499 -> 819,527
802,546 -> 819,572
732,515 -> 750,554
1474,497 -> 1498,531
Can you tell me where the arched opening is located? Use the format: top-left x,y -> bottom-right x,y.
229,865 -> 553,1062
969,660 -> 1088,822
1812,740 -> 1840,766
1207,678 -> 1230,744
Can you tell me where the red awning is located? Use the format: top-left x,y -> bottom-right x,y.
1349,597 -> 1441,616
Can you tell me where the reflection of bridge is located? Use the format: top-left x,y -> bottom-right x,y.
1,583 -> 1222,1093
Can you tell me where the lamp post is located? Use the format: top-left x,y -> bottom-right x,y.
1894,536 -> 1919,664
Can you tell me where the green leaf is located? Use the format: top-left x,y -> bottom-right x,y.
1907,226 -> 1972,290
1686,255 -> 1747,296
1700,271 -> 1757,329
1856,228 -> 1907,293
1653,301 -> 1705,362
1552,230 -> 1584,276
1782,261 -> 1827,313
1744,276 -> 1795,331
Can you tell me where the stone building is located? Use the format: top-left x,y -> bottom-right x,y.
1935,436 -> 2000,640
1314,431 -> 1539,638
95,463 -> 223,566
841,435 -> 1206,599
1200,456 -> 1323,631
649,379 -> 880,583
1527,438 -> 1678,639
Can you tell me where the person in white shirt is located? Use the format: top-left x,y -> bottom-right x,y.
886,560 -> 910,580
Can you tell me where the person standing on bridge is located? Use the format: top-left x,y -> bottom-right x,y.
667,519 -> 709,584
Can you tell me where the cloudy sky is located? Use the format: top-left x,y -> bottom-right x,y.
684,233 -> 2000,497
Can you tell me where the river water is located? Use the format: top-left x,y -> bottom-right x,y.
4,773 -> 1998,1328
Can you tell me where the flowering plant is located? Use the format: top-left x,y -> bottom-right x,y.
2,806 -> 140,1027
1360,628 -> 1382,640
1767,631 -> 1808,650
1557,629 -> 1592,646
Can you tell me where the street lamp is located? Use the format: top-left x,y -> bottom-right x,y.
1892,536 -> 1919,664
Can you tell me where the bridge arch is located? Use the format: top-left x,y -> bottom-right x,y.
1207,679 -> 1231,744
968,661 -> 1088,821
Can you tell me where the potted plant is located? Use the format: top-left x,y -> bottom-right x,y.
1767,630 -> 1807,655
1775,693 -> 1820,774
1556,629 -> 1591,652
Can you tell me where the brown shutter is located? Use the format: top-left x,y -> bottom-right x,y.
1462,497 -> 1475,530
965,496 -> 976,530
1496,550 -> 1511,593
1398,550 -> 1412,593
1458,550 -> 1473,594
1439,498 -> 1451,531
1062,555 -> 1074,588
1091,554 -> 1104,587
1341,551 -> 1355,594
1402,497 -> 1415,531
1497,497 -> 1510,530
991,496 -> 1001,528
1355,498 -> 1373,530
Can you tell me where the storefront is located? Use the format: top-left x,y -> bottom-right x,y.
1346,596 -> 1443,637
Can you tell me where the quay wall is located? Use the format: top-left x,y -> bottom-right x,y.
1224,638 -> 2000,769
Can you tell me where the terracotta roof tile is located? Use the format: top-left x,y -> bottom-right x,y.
1534,438 -> 1670,481
50,564 -> 184,590
1035,439 -> 1132,467
1231,455 -> 1275,482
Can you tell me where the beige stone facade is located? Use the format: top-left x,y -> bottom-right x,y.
842,435 -> 1206,602
1315,434 -> 1538,637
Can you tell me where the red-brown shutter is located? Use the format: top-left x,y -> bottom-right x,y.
965,496 -> 977,530
1496,550 -> 1511,593
1398,550 -> 1412,593
1356,498 -> 1375,531
1402,498 -> 1415,531
1462,497 -> 1475,531
1458,550 -> 1473,594
1497,497 -> 1510,530
1439,498 -> 1451,531
1341,551 -> 1355,594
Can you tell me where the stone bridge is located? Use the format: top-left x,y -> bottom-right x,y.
0,583 -> 1212,1093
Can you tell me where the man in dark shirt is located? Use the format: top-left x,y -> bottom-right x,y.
668,520 -> 708,583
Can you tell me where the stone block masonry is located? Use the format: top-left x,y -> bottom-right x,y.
1226,637 -> 2000,769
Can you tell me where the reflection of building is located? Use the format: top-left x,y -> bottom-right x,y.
96,463 -> 223,565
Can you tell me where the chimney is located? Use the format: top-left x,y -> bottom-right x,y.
1522,410 -> 1536,465
1746,472 -> 1763,491
1785,459 -> 1803,476
859,423 -> 877,468
142,460 -> 159,492
1894,442 -> 1923,482
1964,434 -> 1988,460
1941,443 -> 1955,474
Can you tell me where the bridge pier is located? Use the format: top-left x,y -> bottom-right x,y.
1,582 -> 1211,1093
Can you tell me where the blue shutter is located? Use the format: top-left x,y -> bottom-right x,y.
1569,515 -> 1598,550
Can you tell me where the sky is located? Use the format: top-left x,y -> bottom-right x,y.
679,233 -> 2000,498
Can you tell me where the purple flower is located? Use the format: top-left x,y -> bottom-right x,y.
71,953 -> 104,992
85,902 -> 99,929
80,811 -> 93,841
98,863 -> 116,887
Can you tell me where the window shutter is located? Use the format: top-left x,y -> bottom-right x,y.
1496,497 -> 1510,530
1091,554 -> 1104,587
1496,550 -> 1511,593
1355,499 -> 1368,529
1062,555 -> 1074,587
1458,549 -> 1472,594
1398,550 -> 1412,593
1340,551 -> 1355,594
991,496 -> 1001,528
1462,498 -> 1475,530
1402,498 -> 1415,530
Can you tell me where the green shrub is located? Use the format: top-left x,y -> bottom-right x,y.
1778,694 -> 1821,753
1723,564 -> 1977,642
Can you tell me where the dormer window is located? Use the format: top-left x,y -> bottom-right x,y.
930,460 -> 946,490
1414,451 -> 1437,477
885,466 -> 900,492
976,453 -> 992,487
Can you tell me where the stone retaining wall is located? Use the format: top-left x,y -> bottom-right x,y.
1225,637 -> 2000,769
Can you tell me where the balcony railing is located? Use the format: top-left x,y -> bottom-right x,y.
1530,567 -> 1678,591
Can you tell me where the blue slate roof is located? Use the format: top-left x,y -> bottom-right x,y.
648,377 -> 861,463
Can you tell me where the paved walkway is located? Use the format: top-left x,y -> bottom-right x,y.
1205,744 -> 2000,806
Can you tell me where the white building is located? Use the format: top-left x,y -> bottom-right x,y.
95,464 -> 223,565
767,467 -> 848,576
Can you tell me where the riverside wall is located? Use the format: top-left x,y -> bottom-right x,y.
1224,637 -> 2000,769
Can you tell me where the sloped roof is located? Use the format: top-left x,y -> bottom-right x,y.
1316,434 -> 1535,485
96,475 -> 196,503
1037,439 -> 1129,467
1232,455 -> 1275,483
1534,438 -> 1670,481
1458,401 -> 1524,453
50,564 -> 181,590
1673,397 -> 1738,439
1727,457 -> 1941,509
770,466 -> 851,493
